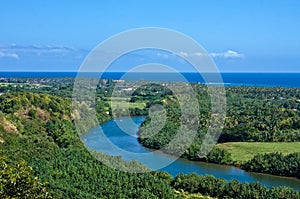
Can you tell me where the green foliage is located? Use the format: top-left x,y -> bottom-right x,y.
131,83 -> 173,101
138,84 -> 300,168
1,82 -> 300,198
45,119 -> 78,148
242,152 -> 300,178
0,91 -> 72,118
172,173 -> 300,199
0,91 -> 176,198
27,148 -> 176,198
0,156 -> 51,199
204,147 -> 233,165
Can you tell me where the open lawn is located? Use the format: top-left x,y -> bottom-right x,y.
107,97 -> 146,109
216,142 -> 300,164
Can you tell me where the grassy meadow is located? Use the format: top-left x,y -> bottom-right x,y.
108,97 -> 146,109
216,142 -> 300,164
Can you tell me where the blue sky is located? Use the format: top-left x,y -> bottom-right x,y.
0,0 -> 300,72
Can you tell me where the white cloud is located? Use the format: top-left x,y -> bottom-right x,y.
178,51 -> 189,57
177,50 -> 244,59
0,51 -> 19,59
193,52 -> 205,56
210,50 -> 244,58
0,44 -> 81,55
156,53 -> 169,59
0,44 -> 87,59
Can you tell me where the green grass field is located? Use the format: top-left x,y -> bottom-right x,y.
108,97 -> 146,109
216,142 -> 300,164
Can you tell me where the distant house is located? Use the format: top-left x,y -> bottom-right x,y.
113,80 -> 125,83
123,88 -> 133,91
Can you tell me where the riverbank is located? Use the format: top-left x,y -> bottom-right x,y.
138,133 -> 300,180
82,117 -> 300,190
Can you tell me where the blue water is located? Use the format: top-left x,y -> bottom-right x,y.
0,72 -> 300,88
82,117 -> 300,190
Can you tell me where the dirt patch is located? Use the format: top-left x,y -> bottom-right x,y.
15,107 -> 51,122
1,117 -> 18,135
36,107 -> 50,121
15,109 -> 30,119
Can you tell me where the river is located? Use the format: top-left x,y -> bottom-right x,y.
82,116 -> 300,190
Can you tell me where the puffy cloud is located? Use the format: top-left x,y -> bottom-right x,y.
0,51 -> 19,59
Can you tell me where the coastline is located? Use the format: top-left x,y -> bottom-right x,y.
1,72 -> 300,88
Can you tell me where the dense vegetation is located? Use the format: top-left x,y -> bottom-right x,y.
0,91 -> 175,198
242,152 -> 300,178
1,78 -> 300,198
138,84 -> 300,177
172,173 -> 300,199
0,157 -> 51,199
140,85 -> 300,147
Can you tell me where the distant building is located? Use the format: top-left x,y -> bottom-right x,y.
113,80 -> 125,83
123,88 -> 133,91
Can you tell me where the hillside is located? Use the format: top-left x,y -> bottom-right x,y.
1,90 -> 299,198
0,91 -> 175,198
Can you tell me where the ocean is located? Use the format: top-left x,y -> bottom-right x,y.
0,72 -> 299,88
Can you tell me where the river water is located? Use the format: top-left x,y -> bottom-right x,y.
82,116 -> 300,190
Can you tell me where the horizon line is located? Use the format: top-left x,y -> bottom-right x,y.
1,71 -> 300,74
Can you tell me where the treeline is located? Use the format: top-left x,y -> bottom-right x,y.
222,86 -> 300,142
172,173 -> 300,199
202,150 -> 300,179
0,91 -> 72,117
130,83 -> 173,102
242,152 -> 300,179
139,84 -> 300,163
